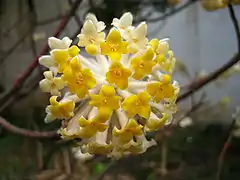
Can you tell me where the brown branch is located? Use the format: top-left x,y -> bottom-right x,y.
0,0 -> 83,139
177,53 -> 240,102
0,31 -> 31,66
0,116 -> 58,138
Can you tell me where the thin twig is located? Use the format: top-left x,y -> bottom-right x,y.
177,53 -> 240,102
143,0 -> 199,22
68,0 -> 83,27
0,0 -> 83,111
216,3 -> 240,180
228,4 -> 240,52
0,31 -> 30,66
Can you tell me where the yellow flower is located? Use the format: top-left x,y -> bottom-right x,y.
77,117 -> 108,138
106,61 -> 132,89
150,39 -> 176,74
89,85 -> 122,115
122,91 -> 151,118
45,96 -> 75,122
100,29 -> 128,61
86,141 -> 113,155
61,56 -> 96,98
145,113 -> 169,132
150,38 -> 169,63
202,0 -> 227,11
113,119 -> 143,143
147,74 -> 175,102
51,45 -> 80,73
130,47 -> 156,80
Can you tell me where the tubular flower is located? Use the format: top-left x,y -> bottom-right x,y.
130,47 -> 156,80
100,28 -> 128,61
45,96 -> 75,123
39,12 -> 180,159
77,15 -> 106,55
39,71 -> 65,96
112,12 -> 133,39
150,38 -> 175,74
51,45 -> 80,73
127,22 -> 148,53
61,56 -> 96,98
147,74 -> 175,103
106,61 -> 132,89
122,91 -> 151,119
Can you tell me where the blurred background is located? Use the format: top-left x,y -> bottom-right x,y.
0,0 -> 239,179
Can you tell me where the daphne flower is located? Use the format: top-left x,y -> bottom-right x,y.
78,15 -> 106,55
85,13 -> 106,32
100,28 -> 128,61
45,96 -> 75,123
48,37 -> 72,50
130,47 -> 156,80
61,56 -> 96,98
39,71 -> 65,96
112,12 -> 133,39
127,22 -> 148,53
51,45 -> 80,73
39,12 -> 180,159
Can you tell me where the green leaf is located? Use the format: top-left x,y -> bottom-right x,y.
146,173 -> 156,180
93,163 -> 106,174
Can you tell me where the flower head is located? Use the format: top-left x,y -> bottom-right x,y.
39,12 -> 180,159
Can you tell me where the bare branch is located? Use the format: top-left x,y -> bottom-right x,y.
177,53 -> 240,102
0,116 -> 58,138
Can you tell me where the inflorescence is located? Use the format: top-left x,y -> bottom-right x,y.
38,12 -> 180,159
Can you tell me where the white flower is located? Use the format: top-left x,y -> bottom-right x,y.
112,12 -> 133,30
39,71 -> 65,96
127,22 -> 148,53
38,55 -> 58,75
112,12 -> 133,39
85,13 -> 106,32
72,147 -> 93,162
77,19 -> 105,55
48,37 -> 72,50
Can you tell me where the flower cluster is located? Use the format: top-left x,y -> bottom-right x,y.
201,0 -> 240,11
39,12 -> 179,159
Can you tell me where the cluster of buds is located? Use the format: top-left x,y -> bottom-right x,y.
38,12 -> 180,159
202,0 -> 240,11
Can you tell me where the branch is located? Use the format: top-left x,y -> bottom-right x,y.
177,53 -> 240,102
0,31 -> 30,66
0,0 -> 83,139
178,1 -> 240,103
0,116 -> 58,138
228,4 -> 240,52
141,0 -> 199,22
0,0 -> 83,111
216,4 -> 240,180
